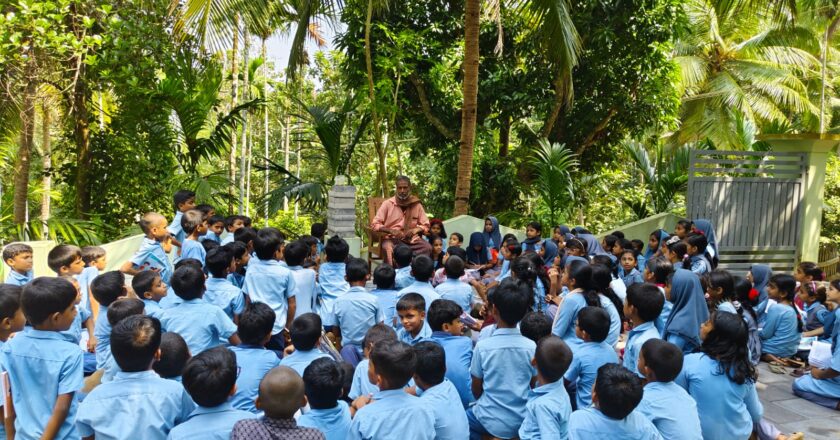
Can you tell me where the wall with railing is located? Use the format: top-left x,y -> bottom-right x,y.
818,243 -> 840,280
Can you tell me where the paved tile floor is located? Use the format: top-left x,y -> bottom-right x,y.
756,363 -> 840,439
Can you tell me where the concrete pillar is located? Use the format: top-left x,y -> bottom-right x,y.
327,177 -> 361,257
761,134 -> 840,262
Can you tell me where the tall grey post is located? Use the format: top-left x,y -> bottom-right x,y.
326,179 -> 361,257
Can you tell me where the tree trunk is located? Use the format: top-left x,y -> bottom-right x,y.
240,30 -> 250,215
263,38 -> 270,224
454,0 -> 481,216
41,102 -> 52,228
72,63 -> 91,219
14,74 -> 36,225
499,113 -> 510,157
284,114 -> 291,211
365,0 -> 387,196
229,14 -> 240,213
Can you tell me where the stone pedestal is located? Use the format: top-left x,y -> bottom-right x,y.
761,134 -> 840,262
326,181 -> 362,257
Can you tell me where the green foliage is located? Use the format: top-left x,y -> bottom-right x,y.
529,140 -> 578,226
266,210 -> 313,239
822,154 -> 840,243
622,141 -> 694,219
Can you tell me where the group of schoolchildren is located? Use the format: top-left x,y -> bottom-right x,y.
1,190 -> 839,440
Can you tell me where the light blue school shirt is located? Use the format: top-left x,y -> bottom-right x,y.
636,381 -> 703,440
289,266 -> 318,317
227,271 -> 245,289
94,305 -> 112,369
4,269 -> 32,286
279,348 -> 331,377
552,289 -> 586,351
168,211 -> 185,244
371,288 -> 400,329
199,230 -> 221,244
167,402 -> 257,440
623,321 -> 660,376
144,299 -> 163,318
397,321 -> 433,345
759,302 -> 801,357
600,294 -> 621,347
297,401 -> 352,440
568,407 -> 662,440
435,278 -> 473,312
470,327 -> 537,439
130,237 -> 174,283
564,341 -> 619,409
654,291 -> 672,336
1,329 -> 83,440
77,370 -> 194,440
317,262 -> 349,326
430,331 -> 474,407
76,266 -> 98,315
394,266 -> 415,290
0,340 -> 5,439
518,380 -> 572,440
230,345 -> 281,413
179,238 -> 206,266
689,254 -> 710,275
718,300 -> 738,314
158,286 -> 184,309
398,281 -> 441,312
205,277 -> 246,321
334,286 -> 385,346
676,353 -> 762,440
243,258 -> 297,334
346,389 -> 435,440
158,299 -> 237,354
60,305 -> 91,344
349,358 -> 379,399
419,379 -> 469,440
793,321 -> 840,398
618,267 -> 644,288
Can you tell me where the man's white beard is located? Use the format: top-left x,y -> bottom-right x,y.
397,193 -> 409,200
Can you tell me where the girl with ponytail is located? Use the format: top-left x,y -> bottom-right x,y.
549,260 -> 601,351
760,274 -> 803,363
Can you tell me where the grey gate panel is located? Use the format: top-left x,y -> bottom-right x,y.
687,150 -> 807,272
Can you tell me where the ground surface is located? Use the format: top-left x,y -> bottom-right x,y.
756,363 -> 840,439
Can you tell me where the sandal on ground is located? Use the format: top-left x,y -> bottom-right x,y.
789,368 -> 806,378
768,364 -> 787,374
781,358 -> 805,368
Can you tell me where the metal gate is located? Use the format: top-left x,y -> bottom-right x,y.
687,150 -> 807,272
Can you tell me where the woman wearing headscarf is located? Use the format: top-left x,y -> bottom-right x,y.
663,269 -> 710,354
645,229 -> 671,261
693,219 -> 719,266
466,232 -> 492,271
749,264 -> 773,324
482,216 -> 502,251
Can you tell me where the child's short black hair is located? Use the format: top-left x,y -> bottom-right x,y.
594,363 -> 644,420
427,299 -> 462,331
444,255 -> 466,279
202,240 -> 220,253
310,223 -> 327,239
413,341 -> 446,386
238,302 -> 276,345
195,204 -> 214,217
611,230 -> 625,239
578,306 -> 610,342
90,271 -> 127,307
173,189 -> 196,210
535,335 -> 573,383
283,240 -> 309,267
3,243 -> 33,262
302,357 -> 344,410
181,210 -> 205,235
631,239 -> 645,253
446,246 -> 467,260
241,216 -> 252,227
373,264 -> 396,290
410,255 -> 434,282
362,323 -> 398,349
21,277 -> 77,325
450,232 -> 464,244
646,257 -> 674,284
370,340 -> 416,388
603,235 -> 619,250
626,283 -> 665,322
111,315 -> 162,373
223,241 -> 248,260
154,332 -> 191,379
591,254 -> 613,268
171,265 -> 205,300
393,245 -> 413,268
324,236 -> 349,263
174,258 -> 203,271
520,311 -> 552,343
0,284 -> 22,321
224,215 -> 243,229
254,228 -> 284,260
47,244 -> 82,273
205,247 -> 234,279
491,279 -> 531,326
106,298 -> 145,326
345,257 -> 369,282
234,227 -> 257,246
290,313 -> 322,351
81,246 -> 106,265
207,215 -> 225,227
396,293 -> 425,313
640,339 -> 683,382
183,346 -> 237,407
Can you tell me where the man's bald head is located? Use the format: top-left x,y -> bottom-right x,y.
258,366 -> 305,419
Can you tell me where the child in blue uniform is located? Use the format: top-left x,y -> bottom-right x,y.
636,339 -> 702,440
223,241 -> 250,289
793,278 -> 840,410
131,270 -> 167,318
334,258 -> 385,364
0,285 -> 26,440
285,240 -> 319,317
519,335 -> 573,440
47,244 -> 86,277
2,243 -> 33,286
349,324 -> 397,400
1,278 -> 83,439
550,260 -> 601,351
280,313 -> 331,376
120,212 -> 174,284
760,274 -> 803,362
412,342 -> 469,440
178,209 -> 208,266
623,283 -> 664,376
428,299 -> 474,408
371,264 -> 400,329
469,279 -> 536,440
662,269 -> 709,354
318,236 -> 350,328
205,247 -> 246,321
167,189 -> 196,248
396,293 -> 432,345
153,332 -> 191,382
685,234 -> 711,275
221,215 -> 245,246
393,245 -> 416,290
298,358 -> 352,440
169,347 -> 257,440
201,214 -> 225,244
78,245 -> 106,315
397,255 -> 441,311
564,307 -> 619,409
435,256 -> 473,312
90,271 -> 129,371
230,303 -> 281,413
617,250 -> 644,288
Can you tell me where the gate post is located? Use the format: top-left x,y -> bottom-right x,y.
761,134 -> 840,262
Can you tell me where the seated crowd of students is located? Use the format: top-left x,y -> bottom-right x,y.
1,191 -> 837,439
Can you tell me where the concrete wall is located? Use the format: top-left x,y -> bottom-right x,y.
596,212 -> 681,243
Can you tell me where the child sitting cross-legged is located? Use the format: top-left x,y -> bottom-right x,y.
230,302 -> 281,413
412,341 -> 469,440
285,240 -> 319,316
623,283 -> 665,376
428,298 -> 474,408
280,313 -> 331,376
519,335 -> 574,440
298,358 -> 353,440
568,364 -> 662,439
319,235 -> 351,328
153,332 -> 191,382
434,255 -> 474,313
396,293 -> 432,345
349,323 -> 397,400
334,257 -> 385,365
397,255 -> 441,311
347,340 -> 435,440
564,306 -> 619,410
231,366 -> 326,439
370,264 -> 400,329
76,315 -> 195,440
168,347 -> 257,440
